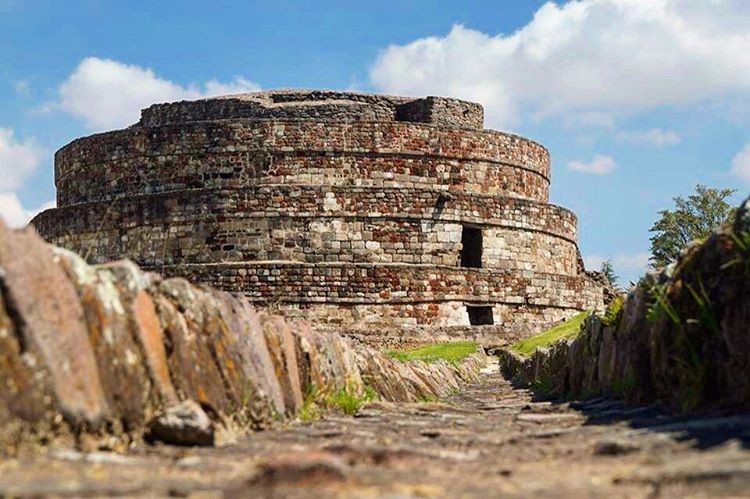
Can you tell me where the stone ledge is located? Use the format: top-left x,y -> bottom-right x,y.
54,119 -> 550,188
156,261 -> 603,310
55,149 -> 551,207
34,185 -> 579,247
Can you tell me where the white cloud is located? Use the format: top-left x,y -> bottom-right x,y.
203,77 -> 261,97
568,154 -> 615,174
730,142 -> 750,182
0,193 -> 54,228
370,0 -> 750,128
57,57 -> 261,130
613,252 -> 651,271
617,128 -> 681,146
561,111 -> 616,130
0,129 -> 51,228
584,254 -> 607,271
0,128 -> 46,191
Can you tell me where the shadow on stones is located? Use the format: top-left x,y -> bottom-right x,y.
528,389 -> 750,451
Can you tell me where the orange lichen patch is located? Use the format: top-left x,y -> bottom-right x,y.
55,249 -> 151,430
0,223 -> 108,428
132,290 -> 177,405
262,314 -> 303,415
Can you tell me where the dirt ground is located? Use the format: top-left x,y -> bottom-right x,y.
2,359 -> 750,498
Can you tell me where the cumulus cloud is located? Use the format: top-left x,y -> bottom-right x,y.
0,193 -> 54,228
730,142 -> 750,182
568,154 -> 615,174
370,0 -> 750,127
204,77 -> 261,97
617,128 -> 681,147
0,128 -> 46,191
57,57 -> 261,130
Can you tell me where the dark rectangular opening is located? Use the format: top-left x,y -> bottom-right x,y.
467,306 -> 494,326
460,226 -> 483,268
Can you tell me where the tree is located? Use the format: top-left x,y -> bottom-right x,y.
600,259 -> 618,287
649,184 -> 736,268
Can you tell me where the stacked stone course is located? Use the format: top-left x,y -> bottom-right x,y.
33,89 -> 603,341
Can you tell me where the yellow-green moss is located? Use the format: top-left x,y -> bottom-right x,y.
510,311 -> 589,357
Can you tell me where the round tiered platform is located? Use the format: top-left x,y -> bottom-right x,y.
33,90 -> 603,340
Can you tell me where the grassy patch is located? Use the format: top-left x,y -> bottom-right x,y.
509,311 -> 589,357
387,341 -> 479,365
601,295 -> 623,326
298,386 -> 323,422
327,385 -> 376,415
297,382 -> 377,420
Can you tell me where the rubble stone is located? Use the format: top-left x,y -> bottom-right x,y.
147,399 -> 214,446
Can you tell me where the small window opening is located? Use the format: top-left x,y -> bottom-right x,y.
467,306 -> 494,326
460,226 -> 483,268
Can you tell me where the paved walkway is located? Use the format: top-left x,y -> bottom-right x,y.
2,360 -> 750,497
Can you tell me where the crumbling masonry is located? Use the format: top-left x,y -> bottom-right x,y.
32,90 -> 604,341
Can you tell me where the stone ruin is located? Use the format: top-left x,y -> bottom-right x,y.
32,89 -> 604,343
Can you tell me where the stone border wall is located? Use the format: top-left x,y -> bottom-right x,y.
498,202 -> 750,409
0,222 -> 488,455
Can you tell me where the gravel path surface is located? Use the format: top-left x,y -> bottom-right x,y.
2,359 -> 750,498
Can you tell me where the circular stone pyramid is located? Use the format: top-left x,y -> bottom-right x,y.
33,89 -> 604,342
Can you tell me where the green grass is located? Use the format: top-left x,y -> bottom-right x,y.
298,385 -> 323,422
602,295 -> 623,326
298,383 -> 377,420
326,385 -> 376,415
509,311 -> 589,357
387,341 -> 479,365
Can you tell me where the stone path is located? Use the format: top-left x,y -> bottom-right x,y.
2,359 -> 750,498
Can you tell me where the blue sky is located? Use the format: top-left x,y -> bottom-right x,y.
1,0 -> 749,283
